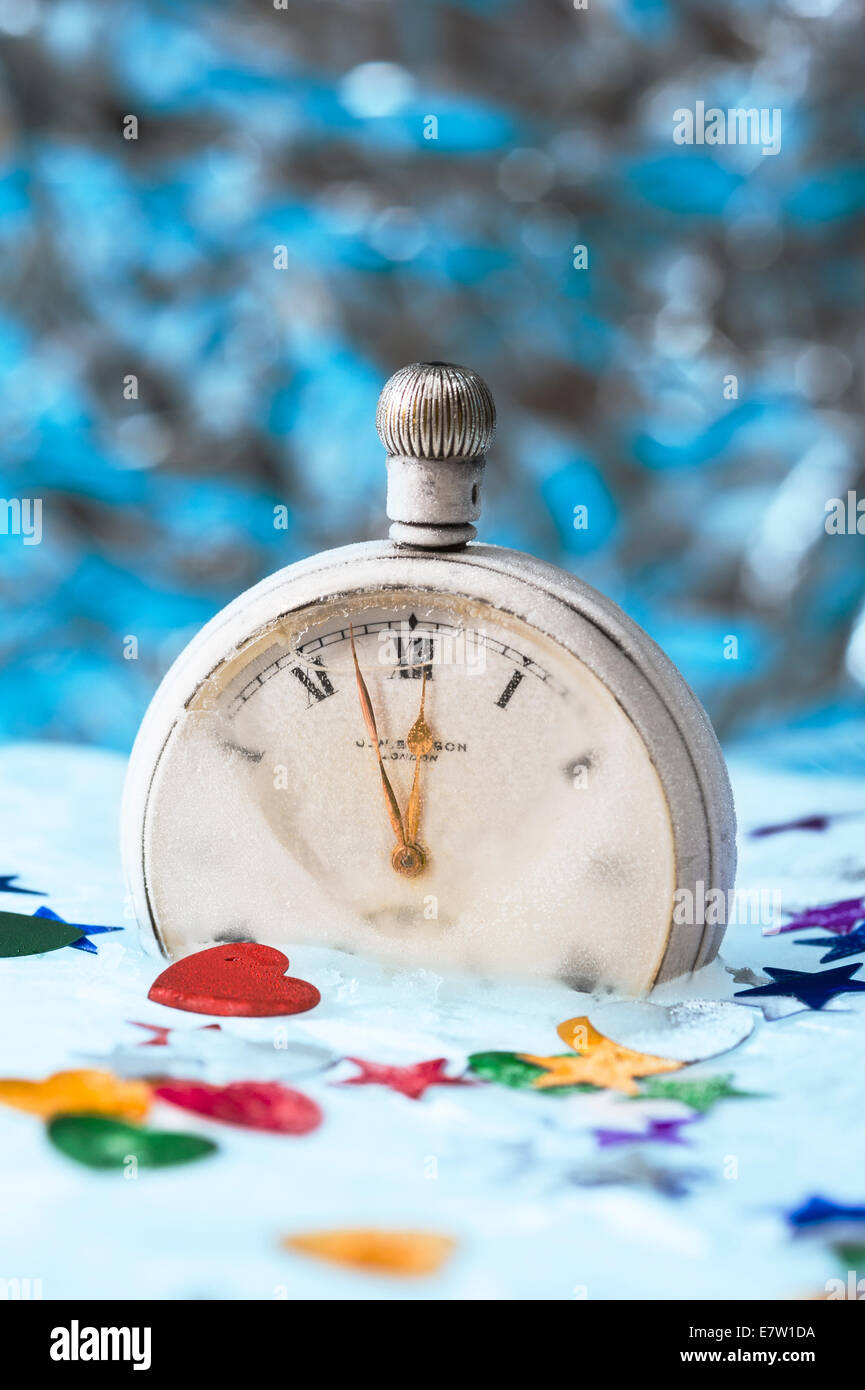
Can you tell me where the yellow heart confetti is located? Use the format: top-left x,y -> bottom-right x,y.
283,1229 -> 456,1277
518,1015 -> 684,1096
0,1069 -> 151,1122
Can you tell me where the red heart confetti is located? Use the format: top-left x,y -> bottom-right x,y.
147,943 -> 320,1018
154,1079 -> 322,1134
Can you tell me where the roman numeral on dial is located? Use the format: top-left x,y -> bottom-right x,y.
291,658 -> 337,706
495,669 -> 524,708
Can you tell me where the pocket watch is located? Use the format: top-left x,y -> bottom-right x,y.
121,362 -> 736,994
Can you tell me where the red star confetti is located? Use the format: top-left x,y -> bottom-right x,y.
130,1021 -> 176,1047
129,1020 -> 223,1047
336,1057 -> 472,1101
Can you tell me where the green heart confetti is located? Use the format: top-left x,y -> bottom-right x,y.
632,1074 -> 764,1113
47,1114 -> 217,1170
467,1051 -> 597,1094
0,909 -> 84,958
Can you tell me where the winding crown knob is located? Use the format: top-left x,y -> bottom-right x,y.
378,361 -> 496,549
376,361 -> 496,462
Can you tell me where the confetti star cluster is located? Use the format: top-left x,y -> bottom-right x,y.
521,1016 -> 683,1096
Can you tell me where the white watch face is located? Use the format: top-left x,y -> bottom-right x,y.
143,587 -> 676,992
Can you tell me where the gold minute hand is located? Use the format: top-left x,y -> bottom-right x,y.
405,666 -> 433,846
349,625 -> 406,847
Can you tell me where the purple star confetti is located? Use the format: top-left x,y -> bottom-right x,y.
770,896 -> 865,937
593,1115 -> 701,1148
750,814 -> 834,838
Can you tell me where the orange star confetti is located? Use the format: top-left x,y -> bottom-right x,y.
283,1229 -> 456,1277
519,1015 -> 684,1096
0,1069 -> 151,1122
558,1015 -> 608,1053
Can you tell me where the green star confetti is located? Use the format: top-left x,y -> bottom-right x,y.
467,1051 -> 597,1094
48,1114 -> 217,1170
833,1244 -> 865,1272
632,1074 -> 764,1113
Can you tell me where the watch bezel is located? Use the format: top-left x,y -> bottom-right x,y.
121,540 -> 735,985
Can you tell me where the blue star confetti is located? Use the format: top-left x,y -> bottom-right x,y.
0,875 -> 46,897
570,1152 -> 707,1199
33,906 -> 123,955
787,1196 -> 865,1238
796,924 -> 865,964
735,964 -> 865,1011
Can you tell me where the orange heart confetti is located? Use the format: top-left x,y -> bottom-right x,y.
0,1069 -> 151,1122
519,1015 -> 683,1096
283,1229 -> 456,1277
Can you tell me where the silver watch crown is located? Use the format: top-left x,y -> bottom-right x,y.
378,362 -> 496,551
376,361 -> 496,462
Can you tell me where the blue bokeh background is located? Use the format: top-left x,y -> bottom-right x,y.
1,0 -> 863,764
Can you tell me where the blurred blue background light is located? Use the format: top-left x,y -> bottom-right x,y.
0,0 -> 863,762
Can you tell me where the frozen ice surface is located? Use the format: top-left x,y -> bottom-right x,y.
90,1032 -> 339,1085
0,742 -> 863,1300
588,999 -> 755,1062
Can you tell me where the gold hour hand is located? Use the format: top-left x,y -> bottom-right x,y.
349,625 -> 406,848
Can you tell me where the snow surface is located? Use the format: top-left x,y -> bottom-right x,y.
0,742 -> 863,1300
